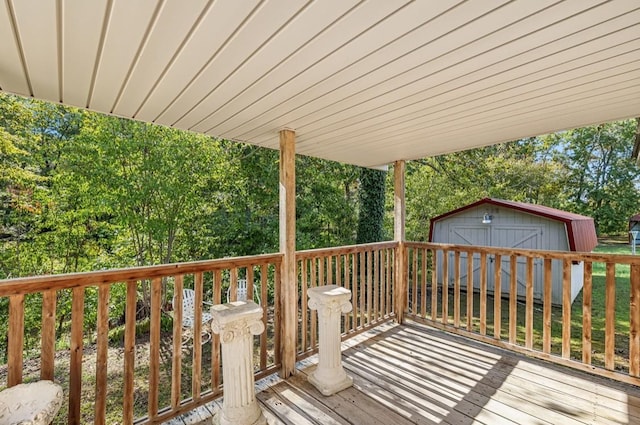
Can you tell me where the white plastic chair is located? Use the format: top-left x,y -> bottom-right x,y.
226,279 -> 260,304
173,289 -> 213,346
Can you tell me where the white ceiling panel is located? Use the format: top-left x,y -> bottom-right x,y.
111,0 -> 210,117
89,1 -> 159,112
0,2 -> 28,94
158,0 -> 310,127
62,0 -> 109,107
134,0 -> 262,123
1,0 -> 639,168
11,0 -> 59,101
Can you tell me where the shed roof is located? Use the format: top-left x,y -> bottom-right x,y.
429,198 -> 598,252
0,1 -> 639,168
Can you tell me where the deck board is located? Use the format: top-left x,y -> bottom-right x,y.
264,322 -> 640,425
173,321 -> 640,425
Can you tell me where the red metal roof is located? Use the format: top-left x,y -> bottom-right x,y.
428,198 -> 598,252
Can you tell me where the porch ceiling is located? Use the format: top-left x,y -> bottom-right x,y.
1,1 -> 639,168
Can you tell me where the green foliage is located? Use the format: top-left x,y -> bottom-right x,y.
356,168 -> 386,243
2,90 -> 639,367
297,156 -> 359,249
550,120 -> 640,234
402,139 -> 565,241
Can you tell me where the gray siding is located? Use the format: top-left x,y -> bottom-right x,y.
432,204 -> 582,305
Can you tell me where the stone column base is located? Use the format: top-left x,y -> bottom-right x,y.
308,367 -> 353,396
213,409 -> 267,425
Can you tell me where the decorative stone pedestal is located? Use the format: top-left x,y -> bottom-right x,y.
307,285 -> 353,396
210,301 -> 266,425
0,380 -> 63,424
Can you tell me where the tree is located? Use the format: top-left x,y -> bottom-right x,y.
297,156 -> 359,249
402,139 -> 565,241
356,168 -> 386,243
553,120 -> 640,234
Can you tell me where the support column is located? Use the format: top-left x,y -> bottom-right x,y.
394,160 -> 407,324
308,285 -> 353,396
279,129 -> 297,378
211,302 -> 266,425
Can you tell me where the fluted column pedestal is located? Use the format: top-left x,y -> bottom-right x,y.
308,285 -> 353,396
211,301 -> 266,425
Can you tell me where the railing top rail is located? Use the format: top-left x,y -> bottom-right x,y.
406,241 -> 640,264
0,252 -> 283,296
295,241 -> 399,259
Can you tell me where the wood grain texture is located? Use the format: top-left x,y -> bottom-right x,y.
259,321 -> 640,425
40,290 -> 56,381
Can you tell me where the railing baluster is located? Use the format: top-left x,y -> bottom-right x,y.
360,251 -> 365,328
605,262 -> 616,370
421,248 -> 427,319
432,249 -> 438,321
525,257 -> 534,349
149,278 -> 162,418
387,249 -> 393,317
411,248 -> 417,315
7,294 -> 24,387
247,266 -> 255,302
301,258 -> 308,351
562,259 -> 572,359
192,273 -> 204,399
509,255 -> 517,344
69,287 -> 84,425
123,281 -> 136,424
172,275 -> 184,408
374,250 -> 379,322
480,252 -> 487,335
95,284 -> 110,425
543,259 -> 552,354
310,258 -> 317,347
582,262 -> 592,365
275,263 -> 282,366
467,251 -> 474,332
454,251 -> 461,328
367,250 -> 373,325
230,268 -> 238,301
40,290 -> 56,381
493,254 -> 501,339
442,249 -> 449,325
259,266 -> 267,371
213,269 -> 222,385
351,254 -> 358,329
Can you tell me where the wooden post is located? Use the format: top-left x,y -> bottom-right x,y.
279,129 -> 296,378
394,160 -> 406,324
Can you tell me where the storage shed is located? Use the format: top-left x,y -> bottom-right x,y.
429,198 -> 598,305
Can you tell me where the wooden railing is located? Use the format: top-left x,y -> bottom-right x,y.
404,242 -> 640,386
4,240 -> 640,423
295,242 -> 397,359
0,253 -> 282,424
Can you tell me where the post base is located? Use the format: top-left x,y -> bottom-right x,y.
213,408 -> 266,425
308,368 -> 353,396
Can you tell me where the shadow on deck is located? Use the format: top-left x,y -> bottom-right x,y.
170,321 -> 640,424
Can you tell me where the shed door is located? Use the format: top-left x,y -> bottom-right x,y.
447,226 -> 489,292
492,226 -> 543,298
446,225 -> 543,299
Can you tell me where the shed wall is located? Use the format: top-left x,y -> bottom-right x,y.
432,204 -> 582,305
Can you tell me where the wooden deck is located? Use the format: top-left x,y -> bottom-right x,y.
173,321 -> 640,425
